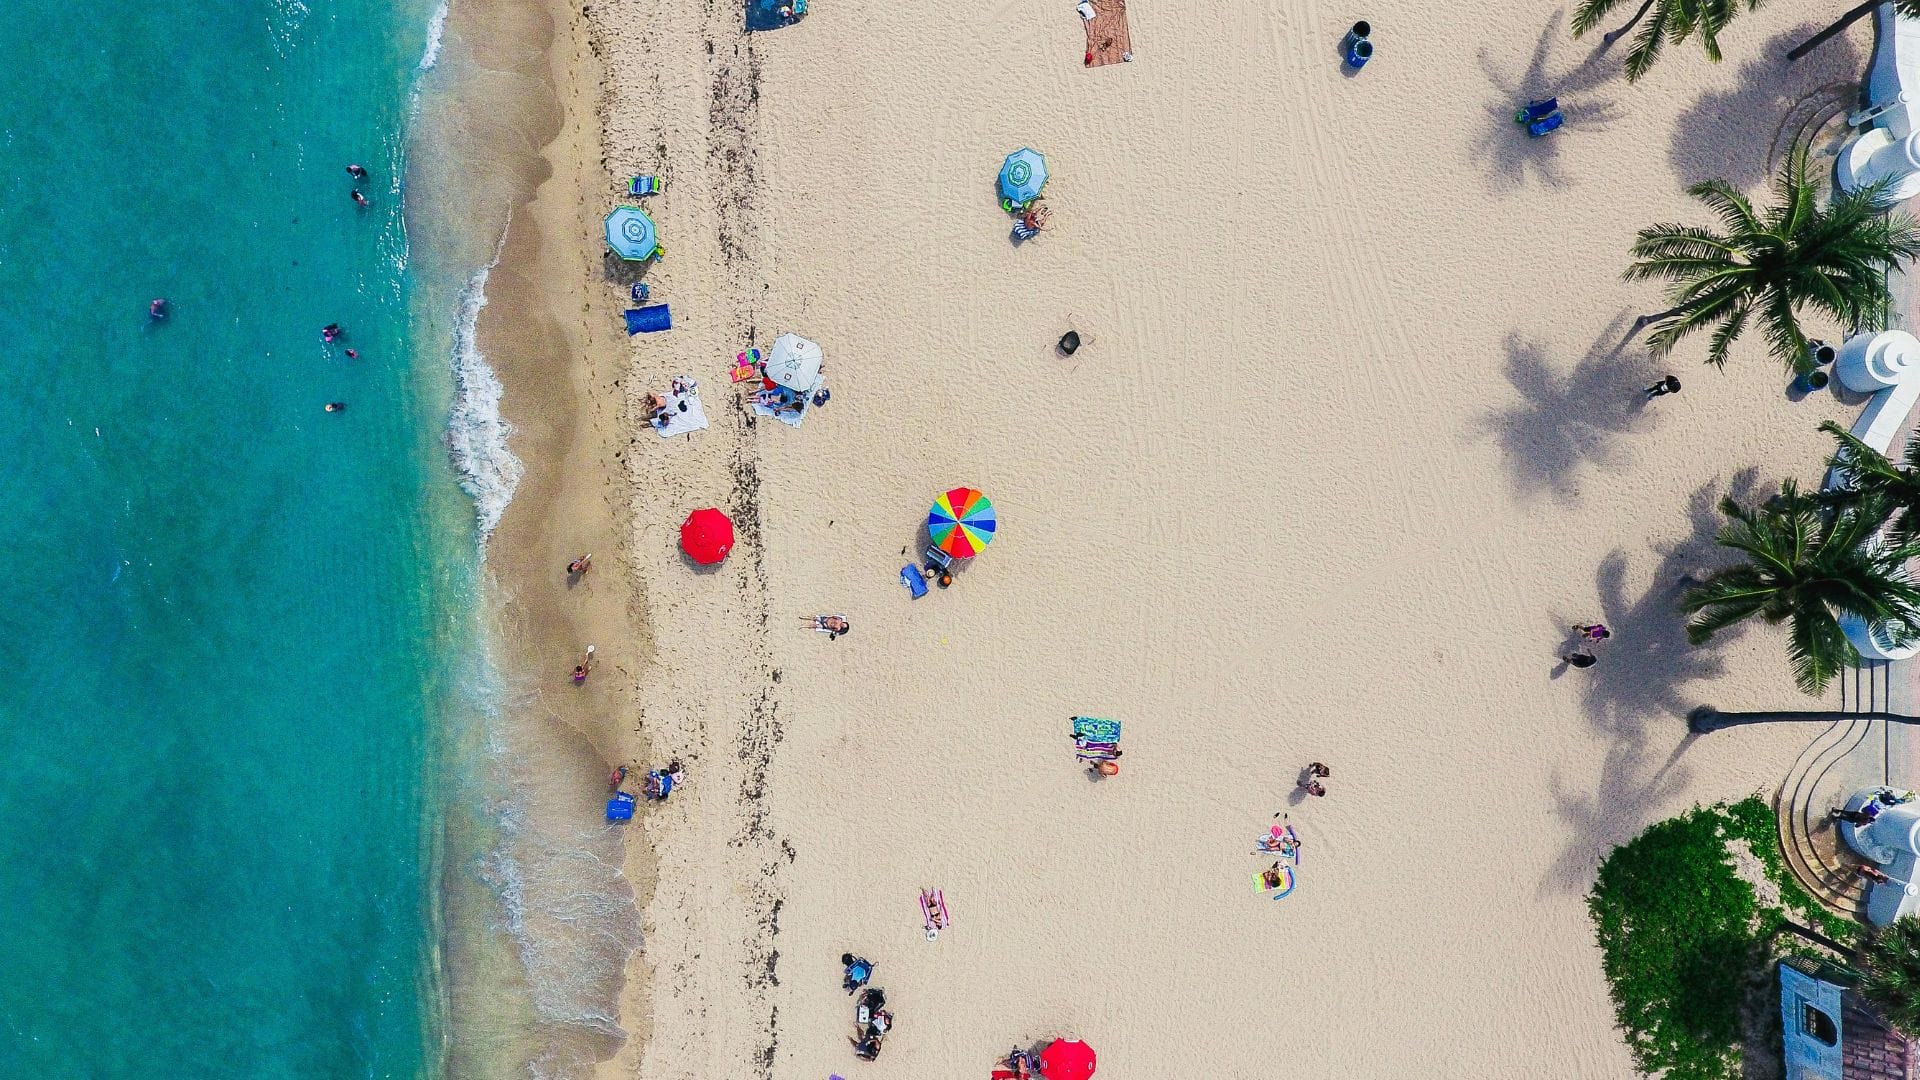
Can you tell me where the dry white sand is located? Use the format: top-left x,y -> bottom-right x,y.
465,0 -> 1902,1075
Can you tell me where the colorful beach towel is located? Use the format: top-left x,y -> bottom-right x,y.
1253,866 -> 1296,899
1071,716 -> 1121,743
1082,0 -> 1131,68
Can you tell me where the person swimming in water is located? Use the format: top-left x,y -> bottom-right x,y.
324,402 -> 347,413
351,190 -> 370,208
344,348 -> 359,360
346,164 -> 369,180
322,323 -> 342,342
149,298 -> 168,320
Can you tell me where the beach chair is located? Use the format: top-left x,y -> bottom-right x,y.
924,546 -> 954,574
630,282 -> 650,302
1011,220 -> 1040,242
1528,113 -> 1564,138
628,175 -> 663,196
1514,98 -> 1558,124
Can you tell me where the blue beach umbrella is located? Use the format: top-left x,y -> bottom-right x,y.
604,205 -> 659,261
998,148 -> 1048,208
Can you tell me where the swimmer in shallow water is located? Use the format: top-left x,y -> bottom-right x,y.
149,298 -> 168,320
351,190 -> 370,208
346,163 -> 369,180
324,402 -> 346,413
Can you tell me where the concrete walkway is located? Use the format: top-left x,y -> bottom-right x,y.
1778,661 -> 1916,919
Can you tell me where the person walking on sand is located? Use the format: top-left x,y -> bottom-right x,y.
572,644 -> 596,683
1563,650 -> 1597,669
1572,623 -> 1610,642
568,553 -> 592,576
1298,762 -> 1329,797
1644,374 -> 1681,400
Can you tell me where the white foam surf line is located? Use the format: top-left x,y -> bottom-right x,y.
447,218 -> 522,546
419,0 -> 448,70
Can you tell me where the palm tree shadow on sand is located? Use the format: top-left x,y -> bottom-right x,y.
1473,10 -> 1626,190
1668,23 -> 1864,190
1537,469 -> 1765,898
1481,315 -> 1647,504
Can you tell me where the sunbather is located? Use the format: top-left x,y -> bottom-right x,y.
804,615 -> 851,639
1022,203 -> 1051,232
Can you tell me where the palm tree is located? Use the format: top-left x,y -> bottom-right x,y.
1821,420 -> 1920,544
1626,153 -> 1920,372
1681,480 -> 1920,695
1789,0 -> 1920,64
1857,917 -> 1920,1036
1572,0 -> 1764,81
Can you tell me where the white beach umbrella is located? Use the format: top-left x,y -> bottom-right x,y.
766,333 -> 823,391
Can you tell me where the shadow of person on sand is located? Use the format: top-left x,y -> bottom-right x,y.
1536,469 -> 1764,896
1472,10 -> 1626,190
1668,24 -> 1865,189
1481,315 -> 1646,504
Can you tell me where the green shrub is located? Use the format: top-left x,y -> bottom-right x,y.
1588,797 -> 1852,1080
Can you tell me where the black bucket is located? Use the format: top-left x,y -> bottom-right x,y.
1058,330 -> 1082,356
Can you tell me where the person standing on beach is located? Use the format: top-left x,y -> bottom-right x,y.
568,553 -> 592,576
1644,375 -> 1681,400
1572,623 -> 1610,642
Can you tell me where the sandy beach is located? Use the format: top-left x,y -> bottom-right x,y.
464,0 -> 1901,1075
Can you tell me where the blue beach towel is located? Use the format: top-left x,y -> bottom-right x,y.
624,304 -> 672,334
901,565 -> 928,598
1072,716 -> 1121,743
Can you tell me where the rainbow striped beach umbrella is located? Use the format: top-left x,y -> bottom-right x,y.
928,487 -> 996,558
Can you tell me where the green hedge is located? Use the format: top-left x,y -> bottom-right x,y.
1588,797 -> 1854,1080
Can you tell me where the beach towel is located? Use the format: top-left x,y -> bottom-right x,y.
653,386 -> 709,438
1083,0 -> 1131,67
750,375 -> 822,428
1071,716 -> 1121,743
624,304 -> 672,334
1254,866 -> 1296,899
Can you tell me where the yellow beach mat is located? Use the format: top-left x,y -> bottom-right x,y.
1083,0 -> 1131,68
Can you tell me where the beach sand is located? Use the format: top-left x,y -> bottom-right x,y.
466,0 -> 1897,1075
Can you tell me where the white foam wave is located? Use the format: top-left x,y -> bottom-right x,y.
419,0 -> 448,70
479,799 -> 641,1039
446,226 -> 522,543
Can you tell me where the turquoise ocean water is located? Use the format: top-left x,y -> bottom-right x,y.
0,1 -> 484,1075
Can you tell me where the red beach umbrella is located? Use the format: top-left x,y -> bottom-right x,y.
1040,1039 -> 1096,1080
680,507 -> 734,564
